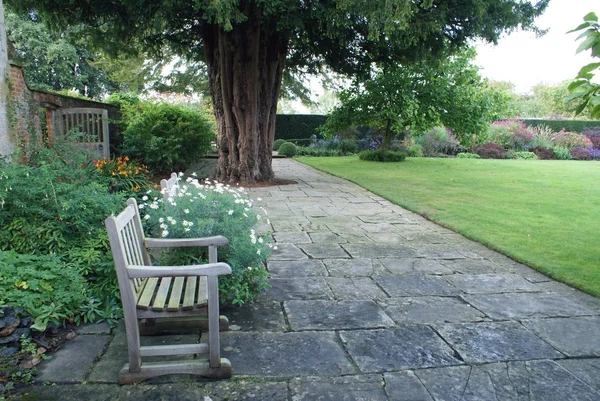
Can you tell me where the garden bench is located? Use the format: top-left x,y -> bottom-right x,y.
105,198 -> 232,383
160,172 -> 179,201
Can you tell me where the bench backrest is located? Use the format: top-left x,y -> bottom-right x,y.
160,173 -> 179,202
105,199 -> 151,303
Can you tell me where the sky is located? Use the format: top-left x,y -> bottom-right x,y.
474,0 -> 598,94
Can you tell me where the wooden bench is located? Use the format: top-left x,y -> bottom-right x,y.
160,172 -> 179,202
105,198 -> 233,383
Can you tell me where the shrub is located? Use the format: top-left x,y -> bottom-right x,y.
121,102 -> 214,173
582,127 -> 600,148
488,120 -> 535,150
474,142 -> 506,159
0,251 -> 87,331
273,139 -> 287,151
141,179 -> 271,306
551,130 -> 591,149
507,151 -> 538,160
457,153 -> 480,159
552,146 -> 572,160
359,149 -> 406,162
531,147 -> 554,160
296,147 -> 343,157
340,139 -> 358,154
416,127 -> 464,157
569,147 -> 592,160
278,142 -> 297,157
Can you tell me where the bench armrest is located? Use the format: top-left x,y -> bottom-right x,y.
127,262 -> 232,278
144,236 -> 229,248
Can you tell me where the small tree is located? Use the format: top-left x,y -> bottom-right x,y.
568,12 -> 600,119
322,49 -> 507,148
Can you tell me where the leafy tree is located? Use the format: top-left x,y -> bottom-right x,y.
568,12 -> 600,119
322,49 -> 508,148
11,0 -> 549,182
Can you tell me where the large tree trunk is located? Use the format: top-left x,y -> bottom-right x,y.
203,4 -> 287,183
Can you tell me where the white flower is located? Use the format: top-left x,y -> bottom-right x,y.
161,230 -> 169,237
191,172 -> 197,177
184,228 -> 190,232
149,203 -> 159,210
258,238 -> 264,244
184,209 -> 190,214
170,220 -> 176,225
256,249 -> 261,255
144,215 -> 150,220
247,266 -> 253,270
257,197 -> 262,201
160,223 -> 168,230
142,195 -> 148,201
243,213 -> 248,217
159,218 -> 165,223
228,210 -> 233,215
188,222 -> 194,227
273,246 -> 278,250
138,204 -> 145,209
257,214 -> 261,220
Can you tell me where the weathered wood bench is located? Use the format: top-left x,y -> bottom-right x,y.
105,198 -> 232,383
160,172 -> 179,202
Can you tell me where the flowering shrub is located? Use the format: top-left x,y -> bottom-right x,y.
93,156 -> 151,197
474,142 -> 506,159
487,120 -> 535,150
569,147 -> 600,160
551,130 -> 591,149
140,176 -> 271,305
309,136 -> 358,155
416,127 -> 464,157
582,127 -> 600,148
552,146 -> 572,160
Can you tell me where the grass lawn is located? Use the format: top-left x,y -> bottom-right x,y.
298,156 -> 600,297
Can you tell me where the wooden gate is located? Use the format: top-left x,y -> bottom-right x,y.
54,108 -> 110,159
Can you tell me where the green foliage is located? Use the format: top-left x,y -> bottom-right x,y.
568,12 -> 600,118
0,251 -> 86,331
277,142 -> 298,157
103,92 -> 141,108
275,115 -> 327,141
141,180 -> 271,306
359,149 -> 406,162
273,139 -> 287,151
323,49 -> 507,149
507,151 -> 538,160
551,130 -> 591,149
296,147 -> 343,157
121,102 -> 215,173
457,153 -> 481,159
552,146 -> 573,160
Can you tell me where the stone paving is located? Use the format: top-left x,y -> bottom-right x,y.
17,158 -> 600,400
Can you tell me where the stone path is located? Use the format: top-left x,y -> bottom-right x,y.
18,159 -> 600,400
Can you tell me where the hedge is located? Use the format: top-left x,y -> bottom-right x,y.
275,114 -> 327,140
522,119 -> 600,133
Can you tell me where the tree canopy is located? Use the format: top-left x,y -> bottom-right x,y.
9,0 -> 550,182
321,48 -> 509,148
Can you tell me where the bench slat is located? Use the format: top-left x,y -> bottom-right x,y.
197,276 -> 208,308
151,277 -> 172,311
137,278 -> 158,310
167,277 -> 185,311
182,277 -> 197,310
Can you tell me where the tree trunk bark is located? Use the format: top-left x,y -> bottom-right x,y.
203,4 -> 287,183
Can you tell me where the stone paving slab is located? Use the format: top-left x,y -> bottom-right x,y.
16,384 -> 120,401
445,273 -> 541,294
415,360 -> 600,401
383,371 -> 434,401
557,358 -> 600,392
36,334 -> 110,383
220,331 -> 355,376
375,274 -> 462,297
435,321 -> 563,363
267,259 -> 328,277
522,316 -> 600,357
382,296 -> 488,325
284,300 -> 395,330
269,243 -> 309,260
326,277 -> 389,300
343,244 -> 418,259
340,327 -> 462,373
323,258 -> 382,277
266,277 -> 334,300
298,243 -> 351,259
463,292 -> 596,319
272,231 -> 312,243
222,300 -> 287,332
440,258 -> 509,274
289,375 -> 388,401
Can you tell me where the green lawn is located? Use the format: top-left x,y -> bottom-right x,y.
298,156 -> 600,297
